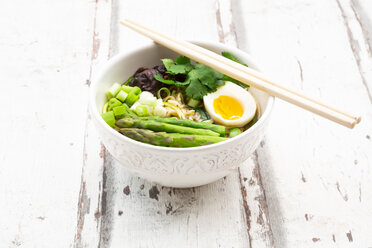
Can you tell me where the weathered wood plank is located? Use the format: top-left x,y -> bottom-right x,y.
234,0 -> 372,246
216,0 -> 275,247
101,164 -> 251,247
350,0 -> 372,71
73,0 -> 113,247
336,0 -> 372,102
0,0 -> 96,247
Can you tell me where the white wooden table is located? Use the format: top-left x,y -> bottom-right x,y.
1,0 -> 371,247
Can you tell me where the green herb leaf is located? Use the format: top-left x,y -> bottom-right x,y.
161,59 -> 175,71
221,51 -> 249,88
194,63 -> 224,80
193,107 -> 210,121
176,56 -> 190,64
169,64 -> 192,74
158,52 -> 248,99
185,79 -> 209,100
161,58 -> 192,75
211,69 -> 224,80
154,74 -> 176,85
221,51 -> 248,66
176,64 -> 224,98
174,80 -> 190,86
216,79 -> 225,87
222,75 -> 249,88
192,67 -> 215,88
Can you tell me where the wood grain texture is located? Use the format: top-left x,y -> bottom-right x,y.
234,0 -> 372,247
74,0 -> 112,247
0,0 -> 96,247
1,0 -> 371,247
216,0 -> 275,247
335,0 -> 372,102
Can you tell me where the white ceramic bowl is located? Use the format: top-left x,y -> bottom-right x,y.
90,41 -> 274,188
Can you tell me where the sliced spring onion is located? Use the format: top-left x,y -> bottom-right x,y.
116,90 -> 128,102
125,86 -> 142,106
108,98 -> 122,111
229,128 -> 242,138
139,92 -> 157,106
157,87 -> 170,99
102,102 -> 109,114
121,85 -> 134,93
106,83 -> 121,99
125,92 -> 140,106
135,105 -> 148,116
131,86 -> 142,95
187,98 -> 200,108
101,111 -> 116,127
112,105 -> 127,119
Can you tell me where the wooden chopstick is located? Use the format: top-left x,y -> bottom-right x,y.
121,19 -> 361,128
125,19 -> 359,122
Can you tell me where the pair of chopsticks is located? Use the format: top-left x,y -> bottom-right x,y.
121,19 -> 361,128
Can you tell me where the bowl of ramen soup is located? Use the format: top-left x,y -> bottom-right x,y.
90,41 -> 274,187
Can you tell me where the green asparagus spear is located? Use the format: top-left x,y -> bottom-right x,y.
116,118 -> 220,137
119,128 -> 227,147
116,115 -> 225,136
139,116 -> 225,136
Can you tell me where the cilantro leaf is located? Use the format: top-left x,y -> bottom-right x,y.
179,64 -> 224,98
169,64 -> 192,74
185,79 -> 209,100
157,52 -> 247,99
176,56 -> 190,64
174,80 -> 190,87
194,63 -> 224,80
221,51 -> 248,66
194,68 -> 215,89
154,74 -> 176,85
216,79 -> 225,87
193,62 -> 204,69
211,69 -> 224,80
161,59 -> 175,71
221,51 -> 249,88
161,58 -> 192,75
154,74 -> 189,87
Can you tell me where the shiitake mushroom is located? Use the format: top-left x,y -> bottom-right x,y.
129,65 -> 169,95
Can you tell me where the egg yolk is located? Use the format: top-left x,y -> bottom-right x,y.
213,95 -> 243,120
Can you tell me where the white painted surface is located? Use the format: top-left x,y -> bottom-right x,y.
234,0 -> 372,247
0,0 -> 371,247
0,0 -> 96,247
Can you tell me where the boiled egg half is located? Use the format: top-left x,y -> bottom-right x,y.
203,81 -> 257,127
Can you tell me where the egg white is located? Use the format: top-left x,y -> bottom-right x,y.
203,81 -> 257,127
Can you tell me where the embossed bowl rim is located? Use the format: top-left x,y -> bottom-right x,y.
90,41 -> 275,151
